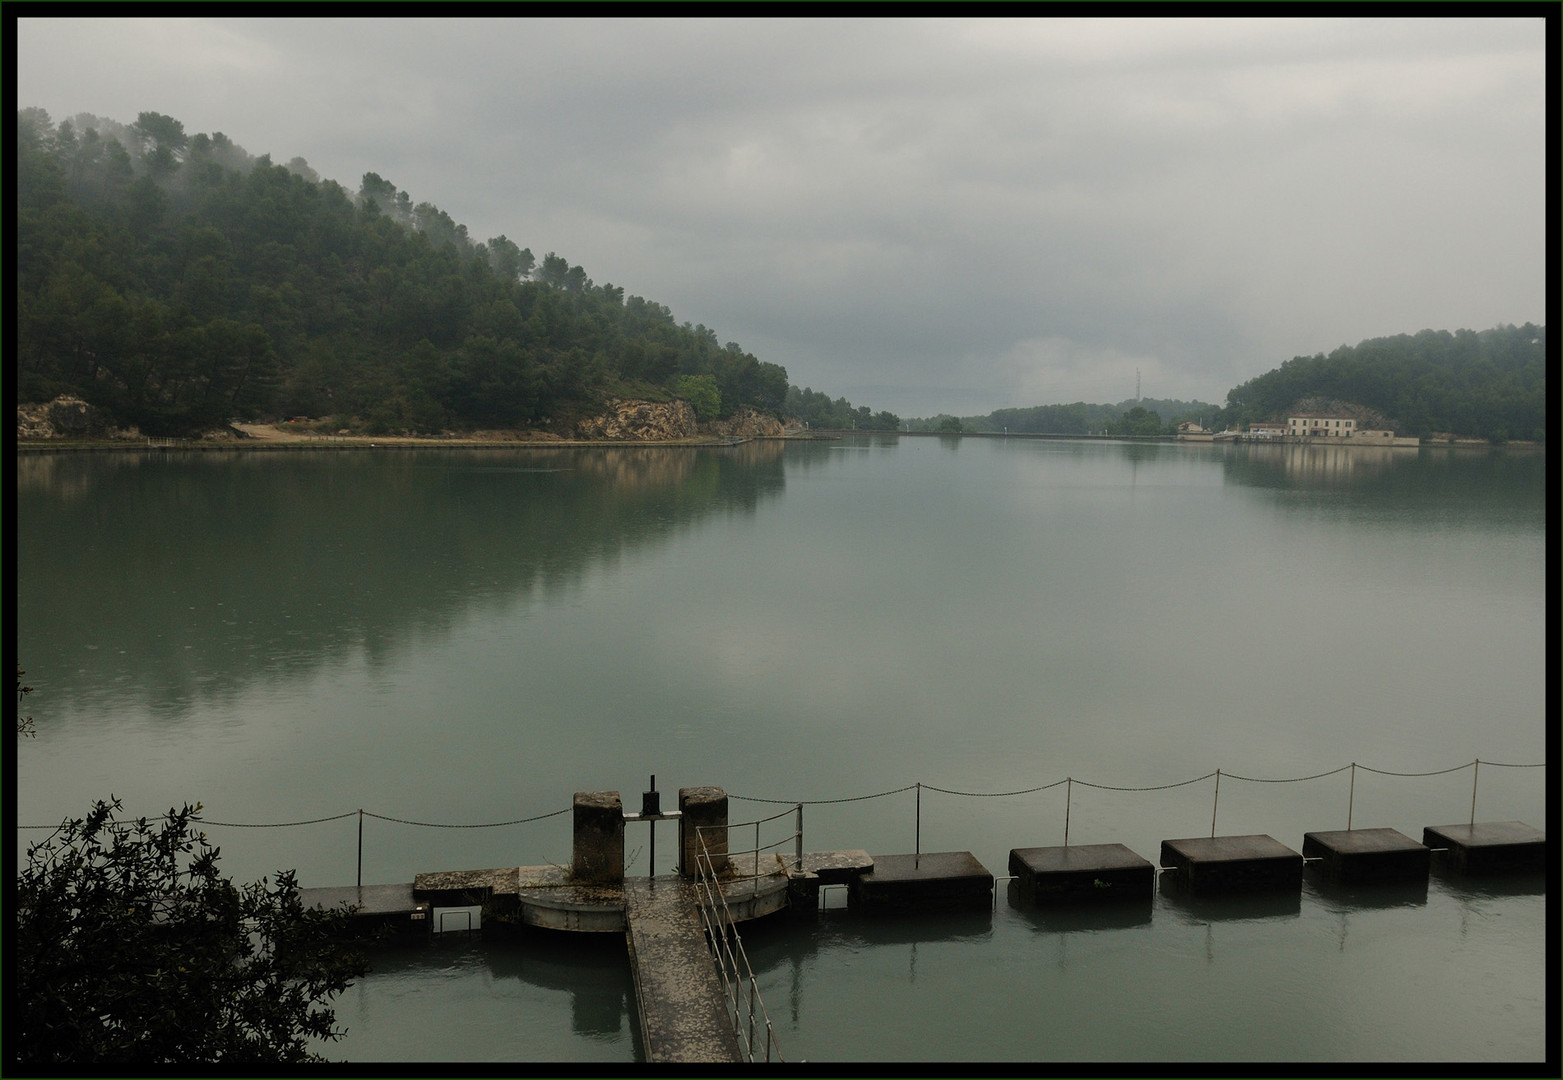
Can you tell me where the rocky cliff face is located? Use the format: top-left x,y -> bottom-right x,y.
573,399 -> 788,441
16,396 -> 134,440
574,399 -> 700,441
703,406 -> 786,438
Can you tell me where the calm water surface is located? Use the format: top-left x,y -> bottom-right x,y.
15,436 -> 1547,1063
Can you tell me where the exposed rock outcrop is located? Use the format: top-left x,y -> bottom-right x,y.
16,396 -> 136,440
575,399 -> 699,441
702,406 -> 785,439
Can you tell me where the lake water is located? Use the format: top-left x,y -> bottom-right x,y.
14,436 -> 1548,1064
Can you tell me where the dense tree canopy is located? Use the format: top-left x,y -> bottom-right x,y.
14,108 -> 795,437
785,385 -> 901,430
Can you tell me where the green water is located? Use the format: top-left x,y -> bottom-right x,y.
15,437 -> 1547,1063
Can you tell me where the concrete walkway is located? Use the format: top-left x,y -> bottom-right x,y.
623,877 -> 742,1063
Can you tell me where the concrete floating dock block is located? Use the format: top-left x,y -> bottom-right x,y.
1422,821 -> 1546,874
413,866 -> 521,906
850,851 -> 993,914
1009,843 -> 1155,904
573,791 -> 625,885
1302,828 -> 1429,884
678,786 -> 728,876
300,882 -> 430,934
1160,834 -> 1303,895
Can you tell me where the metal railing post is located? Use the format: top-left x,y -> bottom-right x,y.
915,782 -> 921,862
794,803 -> 803,871
1470,759 -> 1480,826
1064,777 -> 1072,847
1210,769 -> 1221,837
1347,763 -> 1356,830
357,808 -> 363,887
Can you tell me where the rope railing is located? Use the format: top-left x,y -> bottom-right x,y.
730,758 -> 1545,855
17,758 -> 1542,879
17,805 -> 576,888
16,807 -> 573,830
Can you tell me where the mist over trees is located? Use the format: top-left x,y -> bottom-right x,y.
15,108 -> 793,437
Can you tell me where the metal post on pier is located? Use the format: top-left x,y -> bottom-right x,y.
914,782 -> 921,865
794,803 -> 803,872
1064,777 -> 1072,847
645,775 -> 658,875
1347,763 -> 1356,830
357,808 -> 363,888
1469,759 -> 1480,826
1210,770 -> 1221,837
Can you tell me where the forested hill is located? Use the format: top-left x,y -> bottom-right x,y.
14,108 -> 802,437
1218,325 -> 1546,441
912,326 -> 1545,441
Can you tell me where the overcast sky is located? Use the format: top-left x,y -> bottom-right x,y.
16,16 -> 1548,417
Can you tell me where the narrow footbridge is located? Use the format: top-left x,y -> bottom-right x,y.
623,877 -> 743,1063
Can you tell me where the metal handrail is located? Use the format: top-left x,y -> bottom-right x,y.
691,812 -> 796,1062
706,804 -> 803,896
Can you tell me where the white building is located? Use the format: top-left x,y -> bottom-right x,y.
1288,414 -> 1356,437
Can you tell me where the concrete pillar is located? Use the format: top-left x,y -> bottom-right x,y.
678,786 -> 728,876
572,791 -> 624,884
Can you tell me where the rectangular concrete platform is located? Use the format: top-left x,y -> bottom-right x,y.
1422,821 -> 1546,874
850,851 -> 993,914
413,866 -> 521,906
299,882 -> 430,933
1160,834 -> 1302,895
801,849 -> 873,884
1009,843 -> 1155,904
1302,828 -> 1429,884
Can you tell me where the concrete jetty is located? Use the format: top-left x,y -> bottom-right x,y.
623,877 -> 743,1063
299,882 -> 430,933
1159,834 -> 1303,895
850,851 -> 994,913
1301,828 -> 1429,884
293,780 -> 1545,1064
1422,821 -> 1546,874
1009,843 -> 1156,904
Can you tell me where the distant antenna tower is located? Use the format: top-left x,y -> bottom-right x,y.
1136,368 -> 1141,401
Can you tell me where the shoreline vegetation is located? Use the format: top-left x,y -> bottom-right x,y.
16,424 -> 1538,454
